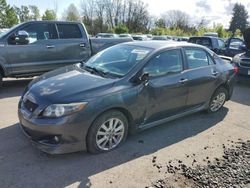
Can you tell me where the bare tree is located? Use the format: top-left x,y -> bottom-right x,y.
161,10 -> 190,31
64,3 -> 80,22
81,0 -> 96,33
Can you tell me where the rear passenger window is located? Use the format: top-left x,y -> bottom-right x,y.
57,24 -> 82,39
185,49 -> 209,69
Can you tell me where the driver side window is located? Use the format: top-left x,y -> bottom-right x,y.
8,23 -> 57,45
143,49 -> 183,77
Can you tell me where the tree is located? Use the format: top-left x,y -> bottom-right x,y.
0,0 -> 18,28
155,18 -> 166,28
81,0 -> 96,34
29,5 -> 40,20
229,3 -> 249,36
14,5 -> 30,22
114,24 -> 128,34
42,9 -> 56,21
64,4 -> 80,21
161,10 -> 190,31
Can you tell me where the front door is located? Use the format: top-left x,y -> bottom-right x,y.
6,22 -> 59,75
138,49 -> 189,124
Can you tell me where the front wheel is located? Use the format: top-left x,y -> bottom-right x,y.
86,110 -> 128,154
207,87 -> 228,113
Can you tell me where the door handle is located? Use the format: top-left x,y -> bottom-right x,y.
80,43 -> 85,47
179,78 -> 188,83
46,45 -> 55,49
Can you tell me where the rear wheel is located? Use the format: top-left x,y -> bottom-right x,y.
207,87 -> 228,113
87,110 -> 128,154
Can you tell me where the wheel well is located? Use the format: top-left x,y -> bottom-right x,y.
215,83 -> 230,99
87,107 -> 134,134
85,107 -> 135,149
99,107 -> 133,128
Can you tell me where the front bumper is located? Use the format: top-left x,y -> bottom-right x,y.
18,105 -> 93,154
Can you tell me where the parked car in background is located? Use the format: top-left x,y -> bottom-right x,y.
152,36 -> 171,41
18,41 -> 236,154
119,34 -> 133,40
232,28 -> 250,79
204,32 -> 219,38
95,33 -> 119,38
0,21 -> 132,86
224,37 -> 245,57
188,36 -> 245,57
132,35 -> 148,41
177,37 -> 189,42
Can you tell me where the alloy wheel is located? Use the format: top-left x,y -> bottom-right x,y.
210,92 -> 226,112
96,118 -> 125,151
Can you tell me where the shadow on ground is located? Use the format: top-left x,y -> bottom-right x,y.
0,79 -> 32,99
0,108 -> 228,188
231,82 -> 250,106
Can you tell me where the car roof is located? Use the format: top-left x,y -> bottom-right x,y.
123,41 -> 203,50
189,36 -> 218,39
23,20 -> 82,24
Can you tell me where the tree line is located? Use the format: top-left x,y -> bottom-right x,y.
0,0 -> 249,38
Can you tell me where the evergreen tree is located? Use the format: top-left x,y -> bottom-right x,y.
229,3 -> 249,36
0,0 -> 18,28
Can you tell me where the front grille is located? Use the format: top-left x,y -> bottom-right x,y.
240,62 -> 250,68
23,99 -> 38,113
239,58 -> 250,68
241,59 -> 250,63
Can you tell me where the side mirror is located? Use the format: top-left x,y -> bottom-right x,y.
15,30 -> 29,45
139,72 -> 149,85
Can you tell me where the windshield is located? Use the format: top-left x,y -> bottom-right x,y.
84,45 -> 153,78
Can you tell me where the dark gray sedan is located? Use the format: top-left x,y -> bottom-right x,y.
18,41 -> 236,154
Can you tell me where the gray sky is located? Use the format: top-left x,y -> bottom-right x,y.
6,0 -> 250,28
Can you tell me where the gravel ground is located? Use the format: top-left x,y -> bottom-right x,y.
149,140 -> 250,188
0,79 -> 250,188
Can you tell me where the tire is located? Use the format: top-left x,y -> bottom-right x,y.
86,110 -> 129,154
207,87 -> 228,113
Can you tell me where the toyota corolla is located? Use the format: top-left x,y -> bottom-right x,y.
18,41 -> 236,154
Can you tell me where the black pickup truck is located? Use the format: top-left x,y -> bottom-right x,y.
0,21 -> 132,86
232,28 -> 250,79
188,36 -> 245,57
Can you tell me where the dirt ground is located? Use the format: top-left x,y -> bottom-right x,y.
0,79 -> 249,188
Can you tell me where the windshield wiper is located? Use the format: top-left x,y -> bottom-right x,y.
82,65 -> 109,77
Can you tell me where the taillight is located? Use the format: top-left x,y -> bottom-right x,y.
234,66 -> 239,73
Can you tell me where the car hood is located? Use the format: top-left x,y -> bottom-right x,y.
28,65 -> 117,103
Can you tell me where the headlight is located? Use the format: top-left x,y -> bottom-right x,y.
232,55 -> 241,63
43,102 -> 87,118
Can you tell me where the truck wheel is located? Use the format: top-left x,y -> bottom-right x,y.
87,110 -> 128,154
207,87 -> 228,113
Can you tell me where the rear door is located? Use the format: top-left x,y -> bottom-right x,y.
6,22 -> 59,74
183,47 -> 219,108
139,49 -> 189,124
55,23 -> 91,65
